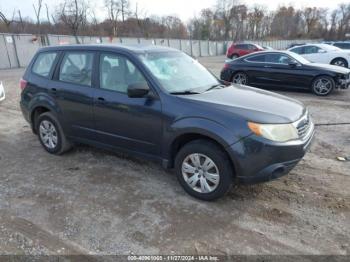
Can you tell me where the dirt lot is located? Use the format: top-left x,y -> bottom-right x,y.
0,56 -> 349,257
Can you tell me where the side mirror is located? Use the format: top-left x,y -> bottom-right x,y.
127,82 -> 150,98
289,61 -> 299,67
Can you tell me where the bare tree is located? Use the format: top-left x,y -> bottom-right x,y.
105,0 -> 121,36
0,9 -> 16,32
33,0 -> 43,34
134,2 -> 148,37
120,0 -> 130,22
45,3 -> 51,25
57,0 -> 89,43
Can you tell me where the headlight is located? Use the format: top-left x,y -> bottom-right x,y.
248,122 -> 298,142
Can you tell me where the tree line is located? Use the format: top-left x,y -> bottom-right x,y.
0,0 -> 349,41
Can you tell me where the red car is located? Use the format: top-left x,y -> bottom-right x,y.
226,43 -> 264,59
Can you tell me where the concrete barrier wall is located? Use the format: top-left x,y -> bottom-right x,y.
0,33 -> 323,69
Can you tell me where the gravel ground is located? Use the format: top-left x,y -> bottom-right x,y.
0,56 -> 349,257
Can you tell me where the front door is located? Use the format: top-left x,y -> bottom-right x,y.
93,52 -> 162,156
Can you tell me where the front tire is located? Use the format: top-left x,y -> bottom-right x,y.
174,139 -> 234,201
36,112 -> 72,155
311,76 -> 335,96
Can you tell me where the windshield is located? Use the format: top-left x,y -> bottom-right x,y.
286,51 -> 311,64
138,51 -> 219,93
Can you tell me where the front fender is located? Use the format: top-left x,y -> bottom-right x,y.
163,116 -> 248,163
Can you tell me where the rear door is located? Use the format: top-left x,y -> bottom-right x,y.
50,50 -> 96,140
92,52 -> 162,156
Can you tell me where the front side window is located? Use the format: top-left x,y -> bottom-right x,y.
100,53 -> 147,93
265,54 -> 295,64
304,46 -> 321,54
59,52 -> 93,86
139,51 -> 219,94
32,52 -> 57,78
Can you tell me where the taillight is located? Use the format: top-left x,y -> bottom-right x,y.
20,79 -> 27,91
223,63 -> 230,70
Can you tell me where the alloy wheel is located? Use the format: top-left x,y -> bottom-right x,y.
39,120 -> 58,149
232,73 -> 247,85
182,153 -> 220,194
313,78 -> 332,95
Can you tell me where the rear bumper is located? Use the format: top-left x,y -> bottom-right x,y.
220,69 -> 233,82
227,123 -> 315,185
20,101 -> 31,123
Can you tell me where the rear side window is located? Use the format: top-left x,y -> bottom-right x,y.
246,54 -> 266,62
59,52 -> 93,86
32,52 -> 57,78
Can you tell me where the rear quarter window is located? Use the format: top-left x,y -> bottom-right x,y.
32,52 -> 58,78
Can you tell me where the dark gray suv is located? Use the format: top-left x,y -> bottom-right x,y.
20,45 -> 314,200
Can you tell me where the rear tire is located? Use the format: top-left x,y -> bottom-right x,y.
36,112 -> 72,155
174,139 -> 234,201
232,72 -> 249,85
311,76 -> 335,96
230,54 -> 239,59
330,58 -> 348,68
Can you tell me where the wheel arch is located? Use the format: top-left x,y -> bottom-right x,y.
29,96 -> 61,134
168,132 -> 236,175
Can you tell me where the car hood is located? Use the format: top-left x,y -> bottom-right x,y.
179,85 -> 306,124
306,62 -> 350,74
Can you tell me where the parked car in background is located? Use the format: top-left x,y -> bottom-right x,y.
0,82 -> 5,102
262,46 -> 274,50
331,42 -> 350,50
20,45 -> 315,200
220,51 -> 350,96
287,43 -> 306,49
288,44 -> 350,68
226,43 -> 264,59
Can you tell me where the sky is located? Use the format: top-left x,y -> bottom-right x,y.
0,0 -> 347,22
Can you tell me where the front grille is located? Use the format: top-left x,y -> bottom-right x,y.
295,113 -> 311,138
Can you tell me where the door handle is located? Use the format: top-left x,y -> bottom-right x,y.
96,97 -> 106,104
264,65 -> 272,68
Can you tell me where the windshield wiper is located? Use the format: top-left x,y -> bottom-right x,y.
170,90 -> 201,95
204,84 -> 225,92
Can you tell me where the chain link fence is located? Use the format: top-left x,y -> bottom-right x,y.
0,33 -> 322,70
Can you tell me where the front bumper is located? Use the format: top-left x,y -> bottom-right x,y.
227,121 -> 315,185
337,78 -> 350,89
